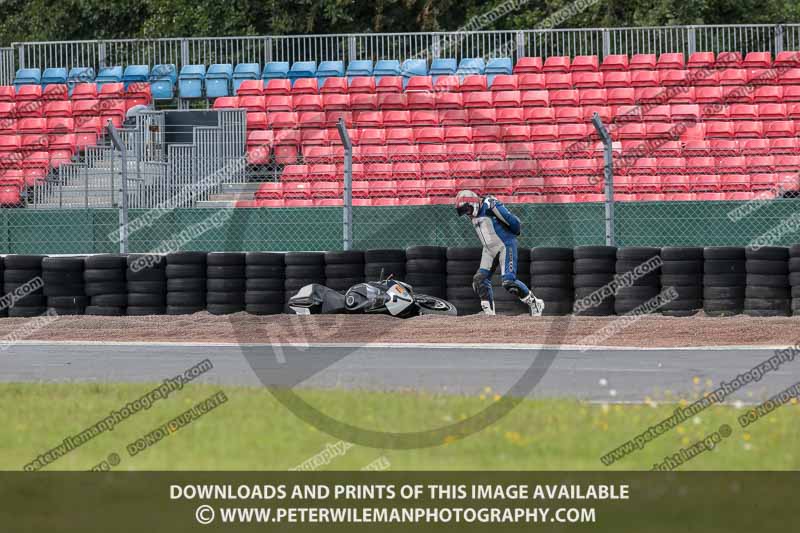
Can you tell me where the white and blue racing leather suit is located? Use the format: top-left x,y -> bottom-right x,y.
470,196 -> 531,305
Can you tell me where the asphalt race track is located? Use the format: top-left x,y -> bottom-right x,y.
0,342 -> 795,404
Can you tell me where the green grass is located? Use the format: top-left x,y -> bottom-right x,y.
2,382 -> 799,471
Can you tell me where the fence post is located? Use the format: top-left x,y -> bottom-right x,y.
687,26 -> 696,56
602,29 -> 611,59
17,45 -> 24,70
336,118 -> 353,251
107,122 -> 130,253
591,113 -> 615,247
775,25 -> 784,54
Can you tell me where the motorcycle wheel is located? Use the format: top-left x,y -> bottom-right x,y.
415,294 -> 458,316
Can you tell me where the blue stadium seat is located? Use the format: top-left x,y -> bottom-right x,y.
317,60 -> 345,81
374,59 -> 401,82
262,62 -> 290,79
457,58 -> 486,76
178,64 -> 206,99
346,60 -> 373,78
288,61 -> 317,84
430,58 -> 457,83
149,64 -> 177,100
233,63 -> 261,93
123,65 -> 150,89
67,67 -> 95,93
205,64 -> 233,97
41,67 -> 68,87
95,66 -> 123,89
486,57 -> 513,86
14,68 -> 42,89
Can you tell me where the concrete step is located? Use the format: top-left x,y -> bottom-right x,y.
196,200 -> 237,208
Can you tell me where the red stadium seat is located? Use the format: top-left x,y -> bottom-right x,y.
539,159 -> 568,176
501,124 -> 529,142
274,144 -> 298,164
420,162 -> 450,179
460,75 -> 488,92
414,126 -> 444,144
463,91 -> 492,108
747,68 -> 778,85
264,95 -> 295,112
701,103 -> 729,121
237,79 -> 263,96
571,55 -> 599,72
746,155 -> 775,173
426,178 -> 456,196
661,175 -> 690,192
645,122 -> 673,139
533,141 -> 563,159
630,54 -> 657,70
583,105 -> 611,123
686,156 -> 716,174
557,123 -> 587,140
520,90 -> 549,107
741,139 -> 770,155
708,139 -> 739,156
657,52 -> 685,70
716,51 -> 743,67
480,162 -> 510,180
643,104 -> 671,121
444,126 -> 472,143
789,102 -> 800,118
472,125 -> 500,142
514,57 -> 543,74
409,109 -> 437,126
544,72 -> 572,89
758,103 -> 787,119
613,105 -> 642,122
43,100 -> 72,118
754,85 -> 783,103
743,52 -> 772,68
601,55 -> 629,71
407,91 -> 434,109
43,84 -> 68,100
634,87 -> 667,104
383,110 -> 410,127
607,88 -> 635,105
550,89 -> 579,106
658,69 -> 688,86
492,90 -> 521,107
16,84 -> 41,101
505,142 -> 533,159
717,155 -> 747,173
353,110 -> 382,128
406,76 -> 432,93
734,121 -> 763,138
706,121 -> 735,138
769,137 -> 799,153
690,69 -> 719,86
268,111 -> 297,129
775,52 -> 800,68
320,77 -> 348,94
375,76 -> 403,93
688,52 -> 715,69
358,128 -> 386,145
631,70 -> 658,87
212,96 -> 239,109
529,124 -> 558,141
294,94 -> 323,111
490,75 -> 518,91
554,106 -> 581,123
775,155 -> 800,172
262,79 -> 290,96
377,92 -> 407,109
518,74 -> 545,90
543,56 -> 570,73
322,93 -> 348,111
578,88 -> 607,105
385,127 -> 414,144
474,142 -> 505,160
695,86 -> 723,103
450,161 -> 481,179
722,85 -> 753,103
291,78 -> 318,95
245,112 -> 266,130
0,86 -> 15,102
446,143 -> 475,161
15,99 -> 43,118
691,174 -> 720,192
349,93 -> 378,110
602,71 -> 631,88
348,77 -> 376,95
468,108 -> 496,125
730,103 -> 758,120
670,104 -> 699,121
432,92 -> 460,110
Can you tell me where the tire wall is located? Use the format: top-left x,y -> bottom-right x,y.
0,246 -> 798,317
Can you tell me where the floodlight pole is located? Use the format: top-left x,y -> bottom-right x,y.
591,113 -> 615,247
336,118 -> 353,251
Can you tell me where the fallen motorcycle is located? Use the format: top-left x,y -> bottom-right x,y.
288,277 -> 457,317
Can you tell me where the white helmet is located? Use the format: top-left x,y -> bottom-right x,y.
455,189 -> 481,218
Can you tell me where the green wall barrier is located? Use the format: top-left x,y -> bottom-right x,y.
1,199 -> 798,254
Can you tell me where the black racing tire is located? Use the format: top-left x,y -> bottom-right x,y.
405,273 -> 445,287
43,271 -> 84,284
206,278 -> 246,292
91,293 -> 128,307
703,274 -> 746,287
246,252 -> 285,266
573,259 -> 615,274
167,278 -> 205,292
704,247 -> 745,260
324,250 -> 364,265
449,299 -> 483,315
574,286 -> 614,299
206,265 -> 245,279
661,273 -> 703,286
530,261 -> 573,275
8,306 -> 46,317
166,305 -> 204,315
704,260 -> 745,275
573,303 -> 615,316
8,294 -> 44,306
4,255 -> 45,270
790,272 -> 800,286
745,246 -> 788,261
789,258 -> 800,272
127,254 -> 166,268
540,300 -> 573,315
84,305 -> 125,316
793,298 -> 800,311
84,254 -> 126,269
745,286 -> 790,299
446,287 -> 477,300
615,286 -> 660,299
365,263 -> 406,279
446,274 -> 474,287
364,249 -> 406,263
746,260 -> 788,275
573,246 -> 616,260
531,287 -> 573,300
414,294 -> 458,316
84,269 -> 125,283
47,295 -> 88,307
661,247 -> 704,261
84,282 -> 126,296
744,308 -> 791,317
43,284 -> 85,297
325,264 -> 364,278
325,278 -> 364,291
284,265 -> 324,279
409,285 -> 445,298
166,264 -> 206,278
166,252 -> 207,265
662,309 -> 700,317
206,303 -> 245,315
166,292 -> 206,306
446,261 -> 479,275
660,261 -> 702,275
660,298 -> 702,311
246,278 -> 285,291
743,298 -> 791,310
406,259 -> 445,272
703,299 -> 743,313
126,306 -> 166,316
206,292 -> 245,305
125,268 -> 166,282
446,247 -> 483,261
128,293 -> 166,307
614,299 -> 660,314
206,252 -> 245,266
617,247 -> 660,260
406,246 -> 446,261
284,252 -> 325,266
245,303 -> 285,315
245,265 -> 285,278
4,269 -> 43,283
531,247 -> 573,261
245,291 -> 285,305
746,274 -> 789,288
792,286 -> 800,298
47,306 -> 85,316
704,286 -> 745,299
126,281 -> 166,293
42,257 -> 84,271
3,281 -> 43,293
573,273 -> 614,287
670,286 -> 702,299
285,278 -> 325,290
530,273 -> 573,287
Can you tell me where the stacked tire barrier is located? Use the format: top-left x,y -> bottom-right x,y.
573,246 -> 616,316
530,247 -> 574,316
206,252 -> 245,315
614,247 -> 661,315
406,246 -> 446,298
165,252 -> 206,315
42,256 -> 85,316
744,246 -> 791,317
284,252 -> 325,310
6,255 -> 45,317
445,247 -> 483,316
245,252 -> 285,315
324,251 -> 365,293
659,247 -> 703,317
703,247 -> 746,316
492,248 -> 531,315
126,255 -> 166,316
84,254 -> 127,316
364,249 -> 406,282
791,245 -> 800,316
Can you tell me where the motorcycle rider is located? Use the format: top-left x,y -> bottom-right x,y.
455,190 -> 544,316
